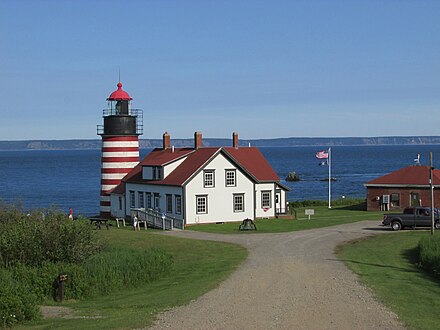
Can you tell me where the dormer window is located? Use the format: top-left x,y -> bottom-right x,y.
152,166 -> 162,180
143,166 -> 164,180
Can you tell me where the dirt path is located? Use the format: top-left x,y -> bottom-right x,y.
148,221 -> 405,330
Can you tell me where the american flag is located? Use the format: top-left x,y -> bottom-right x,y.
316,150 -> 329,159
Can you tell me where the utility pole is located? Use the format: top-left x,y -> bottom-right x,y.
430,152 -> 435,236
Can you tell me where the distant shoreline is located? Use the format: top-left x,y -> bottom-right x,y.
1,136 -> 440,150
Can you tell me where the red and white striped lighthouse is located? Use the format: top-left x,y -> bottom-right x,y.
97,82 -> 143,218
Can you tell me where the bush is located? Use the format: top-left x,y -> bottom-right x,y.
288,198 -> 365,209
0,204 -> 174,326
418,234 -> 440,277
0,268 -> 40,328
0,206 -> 102,267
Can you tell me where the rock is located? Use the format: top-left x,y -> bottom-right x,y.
285,172 -> 300,182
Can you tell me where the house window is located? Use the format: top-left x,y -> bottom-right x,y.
204,170 -> 215,188
196,195 -> 208,214
166,194 -> 173,213
152,167 -> 162,180
118,196 -> 123,210
234,194 -> 244,212
262,191 -> 271,208
225,170 -> 236,187
391,193 -> 400,207
146,193 -> 152,208
175,195 -> 182,214
129,191 -> 135,208
138,192 -> 144,208
154,193 -> 160,210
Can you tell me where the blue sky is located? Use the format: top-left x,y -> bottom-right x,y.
1,0 -> 439,140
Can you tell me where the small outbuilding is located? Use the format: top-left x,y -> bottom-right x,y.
364,165 -> 440,211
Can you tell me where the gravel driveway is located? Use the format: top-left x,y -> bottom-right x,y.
148,221 -> 405,330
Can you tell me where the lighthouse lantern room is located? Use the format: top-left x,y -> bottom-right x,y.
97,82 -> 143,218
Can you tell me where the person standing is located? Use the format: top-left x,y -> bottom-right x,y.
133,215 -> 139,231
68,208 -> 73,221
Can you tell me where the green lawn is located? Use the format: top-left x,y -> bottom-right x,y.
336,231 -> 440,330
187,204 -> 386,234
21,228 -> 247,330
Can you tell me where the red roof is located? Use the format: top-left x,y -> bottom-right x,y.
365,165 -> 440,186
139,147 -> 195,166
107,82 -> 132,101
120,146 -> 281,187
223,147 -> 280,181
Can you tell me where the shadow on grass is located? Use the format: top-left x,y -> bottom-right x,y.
336,258 -> 420,274
402,246 -> 440,285
337,202 -> 367,211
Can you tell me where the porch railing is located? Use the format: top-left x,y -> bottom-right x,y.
131,208 -> 184,230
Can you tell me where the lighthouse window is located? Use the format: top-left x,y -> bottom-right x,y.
129,191 -> 135,208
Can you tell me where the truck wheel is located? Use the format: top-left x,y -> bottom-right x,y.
391,221 -> 402,231
435,222 -> 440,230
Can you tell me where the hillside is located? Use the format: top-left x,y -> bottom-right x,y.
1,136 -> 440,150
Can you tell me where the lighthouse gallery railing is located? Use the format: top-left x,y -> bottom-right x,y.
96,109 -> 143,135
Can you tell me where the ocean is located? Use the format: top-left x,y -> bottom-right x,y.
1,145 -> 440,216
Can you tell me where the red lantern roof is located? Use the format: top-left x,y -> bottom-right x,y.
107,82 -> 132,101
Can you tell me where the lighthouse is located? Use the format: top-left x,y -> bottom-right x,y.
97,82 -> 143,218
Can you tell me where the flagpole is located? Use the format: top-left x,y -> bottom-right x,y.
328,147 -> 331,209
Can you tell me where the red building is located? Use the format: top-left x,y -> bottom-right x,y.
364,165 -> 440,211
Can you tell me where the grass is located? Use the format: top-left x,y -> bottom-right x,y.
20,228 -> 247,330
187,204 -> 386,234
336,231 -> 440,330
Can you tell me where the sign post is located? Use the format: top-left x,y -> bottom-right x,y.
305,209 -> 314,220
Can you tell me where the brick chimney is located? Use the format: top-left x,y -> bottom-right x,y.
163,132 -> 171,150
194,131 -> 202,149
232,132 -> 239,148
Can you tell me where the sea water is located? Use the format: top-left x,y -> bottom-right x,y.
1,145 -> 440,216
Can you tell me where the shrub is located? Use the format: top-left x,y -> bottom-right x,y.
418,234 -> 440,277
0,204 -> 174,326
288,198 -> 365,209
0,207 -> 102,267
0,268 -> 40,328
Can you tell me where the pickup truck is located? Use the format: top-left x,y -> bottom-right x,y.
382,207 -> 440,231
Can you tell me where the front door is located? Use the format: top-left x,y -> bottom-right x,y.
275,191 -> 282,214
410,192 -> 420,207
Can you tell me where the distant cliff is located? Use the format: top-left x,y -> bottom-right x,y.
1,136 -> 440,150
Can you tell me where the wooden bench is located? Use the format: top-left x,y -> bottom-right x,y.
133,219 -> 147,230
115,218 -> 126,228
89,218 -> 110,230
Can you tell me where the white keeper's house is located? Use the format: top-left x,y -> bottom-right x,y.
110,131 -> 289,225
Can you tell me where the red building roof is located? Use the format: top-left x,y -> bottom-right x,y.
223,147 -> 279,182
365,165 -> 440,186
107,82 -> 133,101
112,146 -> 282,192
